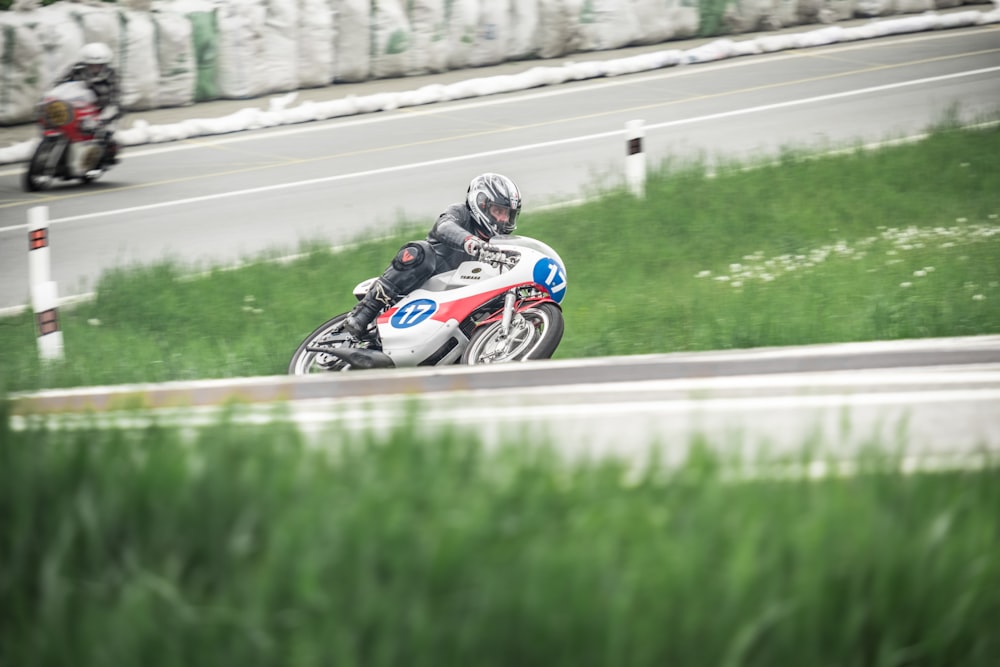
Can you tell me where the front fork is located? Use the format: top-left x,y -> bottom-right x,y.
499,289 -> 517,338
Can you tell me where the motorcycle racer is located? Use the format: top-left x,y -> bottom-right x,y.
58,42 -> 122,167
341,172 -> 522,339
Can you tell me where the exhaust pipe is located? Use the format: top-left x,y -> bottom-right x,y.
317,346 -> 395,370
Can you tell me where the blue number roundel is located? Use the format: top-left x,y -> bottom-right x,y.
532,258 -> 568,303
390,298 -> 438,328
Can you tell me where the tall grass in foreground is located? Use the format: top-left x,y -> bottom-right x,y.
2,405 -> 998,667
1,123 -> 998,391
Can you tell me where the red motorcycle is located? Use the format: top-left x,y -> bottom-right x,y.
23,80 -> 116,191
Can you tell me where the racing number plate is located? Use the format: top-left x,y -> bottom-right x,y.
533,258 -> 567,303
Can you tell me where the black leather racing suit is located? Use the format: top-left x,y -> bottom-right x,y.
380,202 -> 491,296
342,202 -> 495,335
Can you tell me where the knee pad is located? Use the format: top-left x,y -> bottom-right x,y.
385,240 -> 437,294
391,241 -> 429,271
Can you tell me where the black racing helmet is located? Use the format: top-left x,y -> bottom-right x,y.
466,173 -> 522,237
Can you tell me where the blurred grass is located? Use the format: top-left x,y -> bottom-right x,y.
1,121 -> 998,392
2,403 -> 998,667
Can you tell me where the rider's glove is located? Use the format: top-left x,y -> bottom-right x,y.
463,236 -> 488,256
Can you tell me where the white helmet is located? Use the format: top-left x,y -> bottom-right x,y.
81,42 -> 113,66
79,42 -> 113,82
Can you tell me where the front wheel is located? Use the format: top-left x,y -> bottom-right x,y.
288,314 -> 354,374
462,302 -> 564,364
23,139 -> 57,192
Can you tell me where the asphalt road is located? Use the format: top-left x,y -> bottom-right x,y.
0,24 -> 998,311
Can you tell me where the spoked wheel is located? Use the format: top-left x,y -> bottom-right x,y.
462,302 -> 564,364
23,140 -> 57,192
288,314 -> 359,374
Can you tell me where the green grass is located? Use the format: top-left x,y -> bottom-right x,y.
1,122 -> 999,393
2,405 -> 998,667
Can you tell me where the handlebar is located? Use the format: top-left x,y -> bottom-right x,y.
479,246 -> 519,268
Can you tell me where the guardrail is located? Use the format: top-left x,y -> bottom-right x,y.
10,337 -> 1000,466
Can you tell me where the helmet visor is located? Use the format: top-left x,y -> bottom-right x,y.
488,203 -> 518,235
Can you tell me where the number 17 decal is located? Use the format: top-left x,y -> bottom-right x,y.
533,258 -> 567,303
390,298 -> 438,328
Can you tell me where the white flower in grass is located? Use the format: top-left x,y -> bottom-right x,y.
87,318 -> 101,327
696,270 -> 712,278
731,281 -> 743,288
960,163 -> 970,168
714,275 -> 731,282
914,270 -> 927,278
244,295 -> 256,303
242,305 -> 254,312
924,266 -> 935,272
973,294 -> 985,301
956,217 -> 967,223
989,214 -> 998,220
900,282 -> 913,288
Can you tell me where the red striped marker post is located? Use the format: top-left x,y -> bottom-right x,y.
28,206 -> 64,362
626,119 -> 645,198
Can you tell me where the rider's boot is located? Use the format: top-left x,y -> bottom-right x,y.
96,127 -> 119,166
342,278 -> 399,339
104,139 -> 120,165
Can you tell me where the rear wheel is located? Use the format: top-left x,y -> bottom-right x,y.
288,314 -> 356,374
462,302 -> 564,364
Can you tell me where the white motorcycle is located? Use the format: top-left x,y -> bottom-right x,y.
288,235 -> 568,373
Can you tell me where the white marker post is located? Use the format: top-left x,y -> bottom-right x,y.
625,119 -> 645,198
28,206 -> 64,362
